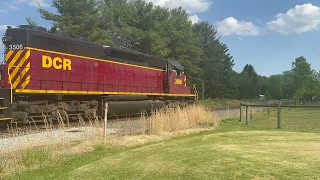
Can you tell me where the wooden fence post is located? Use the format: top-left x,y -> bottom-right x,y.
267,101 -> 270,115
277,104 -> 281,129
246,105 -> 249,125
239,104 -> 242,122
250,107 -> 252,120
288,100 -> 291,111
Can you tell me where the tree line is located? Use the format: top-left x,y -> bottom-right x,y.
34,0 -> 319,101
237,56 -> 320,101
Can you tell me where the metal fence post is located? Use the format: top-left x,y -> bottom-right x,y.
277,104 -> 281,129
246,105 -> 249,125
239,103 -> 242,122
104,102 -> 109,140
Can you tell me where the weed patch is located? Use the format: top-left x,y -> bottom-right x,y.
22,148 -> 51,168
93,144 -> 105,152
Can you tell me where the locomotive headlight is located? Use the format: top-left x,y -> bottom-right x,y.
2,36 -> 12,46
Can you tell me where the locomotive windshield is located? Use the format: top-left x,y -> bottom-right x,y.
3,27 -> 28,52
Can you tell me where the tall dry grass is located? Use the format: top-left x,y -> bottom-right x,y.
148,105 -> 217,135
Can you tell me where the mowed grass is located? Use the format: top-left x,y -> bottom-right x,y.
198,99 -> 242,108
198,99 -> 267,108
9,108 -> 320,180
241,107 -> 320,133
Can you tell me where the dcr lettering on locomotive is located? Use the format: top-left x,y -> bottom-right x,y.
42,55 -> 72,70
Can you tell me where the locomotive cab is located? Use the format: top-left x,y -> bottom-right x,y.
167,60 -> 191,94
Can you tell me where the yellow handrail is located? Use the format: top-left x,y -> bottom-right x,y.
7,67 -> 13,104
192,84 -> 199,102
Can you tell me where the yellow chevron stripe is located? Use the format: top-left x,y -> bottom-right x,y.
8,50 -> 23,71
12,62 -> 31,89
6,50 -> 14,61
9,50 -> 30,82
8,50 -> 23,84
21,75 -> 30,89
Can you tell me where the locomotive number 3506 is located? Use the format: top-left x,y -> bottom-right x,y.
7,44 -> 24,50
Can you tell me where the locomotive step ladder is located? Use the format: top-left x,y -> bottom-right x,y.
163,81 -> 170,93
0,89 -> 13,121
192,84 -> 199,102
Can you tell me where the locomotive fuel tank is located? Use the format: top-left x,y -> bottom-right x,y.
104,95 -> 148,101
106,100 -> 166,116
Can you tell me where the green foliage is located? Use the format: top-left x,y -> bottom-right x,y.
0,157 -> 6,175
267,75 -> 283,99
38,0 -> 112,44
26,17 -> 38,28
265,90 -> 271,100
94,144 -> 106,151
265,56 -> 320,101
192,21 -> 236,98
239,71 -> 255,99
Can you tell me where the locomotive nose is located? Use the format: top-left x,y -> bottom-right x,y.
2,36 -> 12,46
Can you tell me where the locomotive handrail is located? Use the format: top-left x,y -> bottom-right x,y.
8,66 -> 13,104
192,84 -> 198,101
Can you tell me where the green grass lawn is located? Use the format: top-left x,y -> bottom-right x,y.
8,108 -> 320,180
198,99 -> 242,108
198,99 -> 295,109
242,107 -> 320,133
198,99 -> 269,108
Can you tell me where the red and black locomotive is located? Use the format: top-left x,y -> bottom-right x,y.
0,25 -> 198,123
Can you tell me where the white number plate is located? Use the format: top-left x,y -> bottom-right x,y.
8,44 -> 24,50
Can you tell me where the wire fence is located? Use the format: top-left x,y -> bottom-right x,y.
240,103 -> 320,132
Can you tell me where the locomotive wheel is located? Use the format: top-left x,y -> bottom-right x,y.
84,108 -> 98,121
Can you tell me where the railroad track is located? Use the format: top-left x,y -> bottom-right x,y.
0,106 -> 240,138
0,113 -> 143,138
